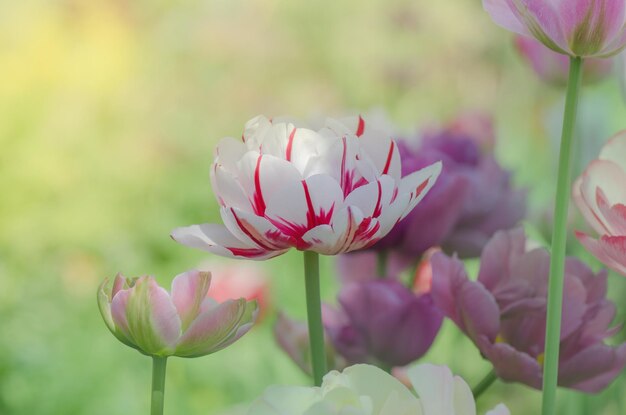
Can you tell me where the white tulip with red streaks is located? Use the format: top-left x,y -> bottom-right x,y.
172,115 -> 442,260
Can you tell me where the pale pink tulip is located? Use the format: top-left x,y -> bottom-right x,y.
172,115 -> 441,260
484,0 -> 626,57
97,270 -> 258,357
575,131 -> 626,276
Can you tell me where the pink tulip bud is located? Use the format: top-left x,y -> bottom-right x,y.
97,270 -> 258,357
484,0 -> 626,58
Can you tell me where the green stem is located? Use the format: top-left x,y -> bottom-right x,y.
304,251 -> 327,386
472,369 -> 497,400
376,251 -> 388,278
151,357 -> 167,415
541,56 -> 583,415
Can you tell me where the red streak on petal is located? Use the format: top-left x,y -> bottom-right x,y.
414,179 -> 429,200
230,208 -> 273,251
227,247 -> 269,258
285,128 -> 297,161
302,180 -> 316,228
390,186 -> 399,204
373,181 -> 383,218
356,115 -> 365,137
382,141 -> 395,175
253,156 -> 267,216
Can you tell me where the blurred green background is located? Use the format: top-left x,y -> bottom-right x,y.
2,0 -> 626,414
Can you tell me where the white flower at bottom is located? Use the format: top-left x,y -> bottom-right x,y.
247,364 -> 509,415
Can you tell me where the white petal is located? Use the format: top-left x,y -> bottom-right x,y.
215,137 -> 247,173
170,223 -> 282,260
211,165 -> 252,211
399,161 -> 442,219
221,207 -> 292,251
599,131 -> 626,171
452,376 -> 477,415
344,175 -> 395,218
237,152 -> 303,216
408,363 -> 457,415
359,132 -> 402,180
243,115 -> 273,150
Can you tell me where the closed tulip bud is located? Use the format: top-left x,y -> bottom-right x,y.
97,270 -> 258,358
324,279 -> 443,368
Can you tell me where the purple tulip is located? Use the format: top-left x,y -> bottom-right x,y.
324,279 -> 443,368
373,119 -> 526,259
430,228 -> 626,392
98,270 -> 258,357
484,0 -> 626,58
515,36 -> 614,86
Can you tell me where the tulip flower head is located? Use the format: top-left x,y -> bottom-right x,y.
97,270 -> 258,357
484,0 -> 626,57
515,35 -> 614,86
323,279 -> 443,368
248,363 -> 509,415
431,228 -> 626,392
575,131 -> 626,275
171,115 -> 442,260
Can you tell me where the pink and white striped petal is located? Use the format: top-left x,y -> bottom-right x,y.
399,161 -> 443,218
576,232 -> 626,276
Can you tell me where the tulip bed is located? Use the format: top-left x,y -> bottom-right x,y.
4,1 -> 626,415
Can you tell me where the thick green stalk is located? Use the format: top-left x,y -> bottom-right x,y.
304,251 -> 327,386
541,56 -> 583,415
151,357 -> 167,415
472,369 -> 497,400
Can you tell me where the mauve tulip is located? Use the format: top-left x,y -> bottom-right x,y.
484,0 -> 626,58
248,364 -> 509,415
98,270 -> 258,357
516,35 -> 614,85
431,228 -> 626,392
324,279 -> 443,368
171,115 -> 441,260
373,119 -> 526,258
574,131 -> 626,276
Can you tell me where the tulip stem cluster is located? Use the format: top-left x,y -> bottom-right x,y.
472,369 -> 497,400
303,251 -> 327,386
151,357 -> 167,415
542,56 -> 583,415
